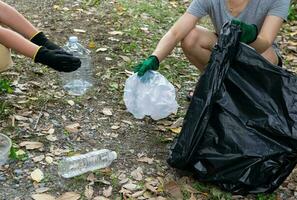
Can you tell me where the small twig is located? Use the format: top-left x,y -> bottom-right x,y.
34,99 -> 48,130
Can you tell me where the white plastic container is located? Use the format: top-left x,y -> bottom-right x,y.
0,133 -> 12,165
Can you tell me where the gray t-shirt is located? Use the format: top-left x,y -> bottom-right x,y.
187,0 -> 290,33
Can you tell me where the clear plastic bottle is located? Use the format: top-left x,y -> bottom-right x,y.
58,149 -> 117,178
61,36 -> 93,96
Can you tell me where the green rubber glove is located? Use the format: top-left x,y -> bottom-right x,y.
134,55 -> 159,76
231,19 -> 258,44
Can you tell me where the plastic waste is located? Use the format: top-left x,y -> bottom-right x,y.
124,71 -> 178,120
168,22 -> 297,194
58,149 -> 117,178
61,36 -> 93,96
0,133 -> 12,166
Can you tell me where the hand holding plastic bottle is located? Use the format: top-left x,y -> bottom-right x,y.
133,55 -> 159,76
34,47 -> 81,72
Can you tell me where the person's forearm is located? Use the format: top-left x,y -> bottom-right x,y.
0,27 -> 39,58
250,35 -> 271,54
152,31 -> 181,62
0,1 -> 38,39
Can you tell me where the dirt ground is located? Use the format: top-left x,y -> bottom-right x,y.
0,0 -> 297,200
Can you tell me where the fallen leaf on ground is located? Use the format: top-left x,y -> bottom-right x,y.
123,183 -> 141,191
45,156 -> 53,164
65,123 -> 81,133
31,169 -> 44,183
103,186 -> 112,197
67,100 -> 75,106
31,194 -> 55,200
20,141 -> 43,150
164,180 -> 183,200
169,127 -> 182,134
33,155 -> 45,162
96,47 -> 108,52
108,31 -> 123,35
84,185 -> 94,199
73,29 -> 86,33
131,167 -> 143,181
131,190 -> 145,198
14,115 -> 29,121
56,192 -> 80,200
137,157 -> 154,164
46,135 -> 58,142
102,108 -> 113,116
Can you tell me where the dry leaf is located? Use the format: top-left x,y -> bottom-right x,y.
103,186 -> 112,197
14,114 -> 29,121
48,128 -> 55,134
87,173 -> 96,182
65,123 -> 81,133
31,194 -> 55,200
131,167 -> 143,181
35,187 -> 50,193
169,127 -> 182,134
20,141 -> 43,150
131,190 -> 145,198
84,185 -> 94,199
120,55 -> 131,62
164,180 -> 183,200
145,183 -> 158,194
31,169 -> 44,183
108,31 -> 123,35
33,155 -> 45,162
46,135 -> 58,142
102,108 -> 113,116
56,192 -> 80,200
45,156 -> 53,164
96,47 -> 108,52
73,29 -> 86,33
67,100 -> 75,106
123,183 -> 141,191
137,157 -> 154,164
189,193 -> 197,200
111,125 -> 120,130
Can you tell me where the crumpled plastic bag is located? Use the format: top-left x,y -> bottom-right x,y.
124,71 -> 178,120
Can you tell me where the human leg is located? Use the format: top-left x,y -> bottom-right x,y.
181,26 -> 217,72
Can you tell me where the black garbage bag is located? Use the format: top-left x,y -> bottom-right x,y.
167,22 -> 297,195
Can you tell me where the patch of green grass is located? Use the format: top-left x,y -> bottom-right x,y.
288,3 -> 297,21
0,101 -> 13,120
256,193 -> 277,200
9,146 -> 28,161
0,79 -> 13,94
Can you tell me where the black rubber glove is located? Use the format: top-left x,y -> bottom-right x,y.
31,32 -> 62,50
34,47 -> 81,72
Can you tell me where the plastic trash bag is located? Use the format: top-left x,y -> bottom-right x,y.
168,22 -> 297,195
124,70 -> 178,120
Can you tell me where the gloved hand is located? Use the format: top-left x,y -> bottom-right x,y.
134,55 -> 159,76
231,19 -> 258,44
34,47 -> 81,72
31,32 -> 62,50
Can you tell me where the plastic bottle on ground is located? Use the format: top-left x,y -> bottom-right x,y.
58,149 -> 117,178
61,36 -> 93,96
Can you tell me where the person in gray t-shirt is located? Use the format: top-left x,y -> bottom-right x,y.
134,0 -> 290,93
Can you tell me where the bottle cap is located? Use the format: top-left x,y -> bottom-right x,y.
69,36 -> 78,43
111,151 -> 117,160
